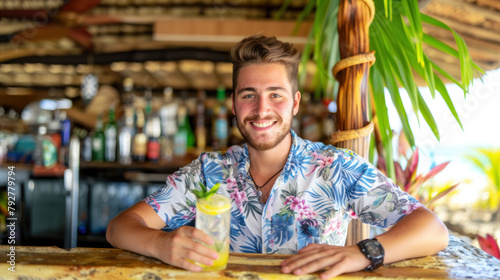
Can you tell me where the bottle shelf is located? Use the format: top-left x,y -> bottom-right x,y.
79,154 -> 198,171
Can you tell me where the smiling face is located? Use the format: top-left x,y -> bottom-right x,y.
232,63 -> 300,151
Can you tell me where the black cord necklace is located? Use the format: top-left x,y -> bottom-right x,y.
249,167 -> 284,189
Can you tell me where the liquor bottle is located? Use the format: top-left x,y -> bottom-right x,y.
118,106 -> 134,165
119,77 -> 136,164
42,129 -> 57,168
145,90 -> 161,162
133,108 -> 147,162
105,105 -> 117,162
122,77 -> 136,108
81,130 -> 92,162
59,110 -> 71,166
195,89 -> 207,153
47,113 -> 62,160
159,87 -> 177,161
174,105 -> 191,157
181,91 -> 195,149
92,114 -> 105,162
33,125 -> 47,166
212,86 -> 229,151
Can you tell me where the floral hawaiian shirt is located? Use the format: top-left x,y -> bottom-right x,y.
143,130 -> 422,254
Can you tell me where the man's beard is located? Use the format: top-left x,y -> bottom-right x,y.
235,111 -> 292,151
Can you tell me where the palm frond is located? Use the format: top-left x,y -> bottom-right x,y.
282,0 -> 481,181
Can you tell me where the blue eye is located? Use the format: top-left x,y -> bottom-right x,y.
242,94 -> 255,99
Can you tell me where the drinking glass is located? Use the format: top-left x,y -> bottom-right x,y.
195,193 -> 231,271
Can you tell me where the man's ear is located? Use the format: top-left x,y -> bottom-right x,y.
231,92 -> 236,115
293,91 -> 301,116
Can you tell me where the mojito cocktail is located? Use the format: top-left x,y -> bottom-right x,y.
196,193 -> 231,271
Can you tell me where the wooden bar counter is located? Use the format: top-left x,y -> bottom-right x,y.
1,236 -> 499,279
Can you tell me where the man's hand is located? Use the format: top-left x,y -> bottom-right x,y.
154,226 -> 219,271
106,202 -> 219,272
280,243 -> 370,279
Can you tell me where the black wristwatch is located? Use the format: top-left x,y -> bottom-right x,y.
357,238 -> 385,271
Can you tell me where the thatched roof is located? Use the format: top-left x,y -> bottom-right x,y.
0,0 -> 499,112
420,0 -> 500,79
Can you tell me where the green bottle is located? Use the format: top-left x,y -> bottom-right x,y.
105,105 -> 117,162
92,114 -> 105,162
174,106 -> 195,157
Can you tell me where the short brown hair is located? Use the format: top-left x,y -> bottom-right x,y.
231,34 -> 301,94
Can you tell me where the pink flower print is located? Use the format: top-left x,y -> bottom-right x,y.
291,199 -> 317,221
152,198 -> 160,211
324,156 -> 334,166
167,176 -> 178,190
183,206 -> 197,219
230,189 -> 248,212
311,152 -> 320,161
323,215 -> 342,237
347,208 -> 358,219
144,197 -> 161,212
226,177 -> 237,190
296,207 -> 310,221
318,156 -> 334,168
288,197 -> 302,211
309,211 -> 318,219
404,202 -> 422,214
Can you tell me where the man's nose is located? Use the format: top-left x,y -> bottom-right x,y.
254,96 -> 270,116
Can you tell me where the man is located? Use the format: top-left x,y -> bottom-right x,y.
106,34 -> 448,279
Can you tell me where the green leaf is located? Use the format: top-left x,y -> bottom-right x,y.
370,68 -> 395,179
417,91 -> 440,141
401,0 -> 424,65
205,182 -> 221,198
191,182 -> 220,199
423,56 -> 436,98
199,181 -> 207,193
192,189 -> 205,199
434,75 -> 463,130
273,0 -> 292,20
426,183 -> 459,208
422,33 -> 458,57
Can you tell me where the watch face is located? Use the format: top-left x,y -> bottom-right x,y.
366,240 -> 383,255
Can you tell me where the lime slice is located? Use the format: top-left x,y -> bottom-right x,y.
197,194 -> 231,215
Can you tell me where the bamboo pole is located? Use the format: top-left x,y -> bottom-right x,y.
331,0 -> 376,246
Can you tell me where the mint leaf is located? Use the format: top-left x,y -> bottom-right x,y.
205,182 -> 221,197
191,182 -> 220,199
192,189 -> 205,199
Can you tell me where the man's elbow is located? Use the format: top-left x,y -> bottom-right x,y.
436,220 -> 449,252
106,217 -> 118,248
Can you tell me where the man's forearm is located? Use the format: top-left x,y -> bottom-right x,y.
106,211 -> 166,259
376,207 -> 449,264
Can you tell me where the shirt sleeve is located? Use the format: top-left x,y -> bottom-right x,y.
341,150 -> 423,229
142,156 -> 204,231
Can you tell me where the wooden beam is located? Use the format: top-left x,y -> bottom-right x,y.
425,14 -> 500,45
153,18 -> 312,46
433,0 -> 500,22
